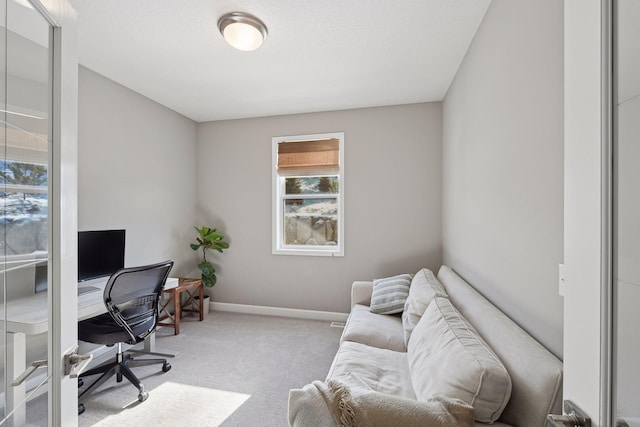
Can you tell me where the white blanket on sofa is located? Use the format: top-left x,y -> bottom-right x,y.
289,378 -> 474,427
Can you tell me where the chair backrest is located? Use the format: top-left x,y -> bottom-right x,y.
103,260 -> 174,344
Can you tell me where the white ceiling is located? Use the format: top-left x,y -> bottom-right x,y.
70,0 -> 491,123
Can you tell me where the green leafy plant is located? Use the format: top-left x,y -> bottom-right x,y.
190,226 -> 230,287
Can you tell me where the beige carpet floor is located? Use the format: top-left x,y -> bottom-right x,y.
26,310 -> 343,426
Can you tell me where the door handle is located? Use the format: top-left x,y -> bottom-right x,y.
63,345 -> 93,378
547,413 -> 589,427
11,359 -> 47,387
547,400 -> 591,427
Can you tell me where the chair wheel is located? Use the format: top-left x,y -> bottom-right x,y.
162,362 -> 171,372
138,391 -> 149,402
78,403 -> 85,415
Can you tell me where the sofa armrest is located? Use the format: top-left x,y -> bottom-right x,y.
351,281 -> 373,308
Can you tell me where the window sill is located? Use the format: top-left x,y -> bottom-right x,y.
273,247 -> 344,257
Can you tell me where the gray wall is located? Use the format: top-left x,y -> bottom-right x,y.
197,103 -> 442,313
78,66 -> 198,277
442,0 -> 564,357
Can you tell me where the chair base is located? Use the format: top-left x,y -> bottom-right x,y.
78,343 -> 171,413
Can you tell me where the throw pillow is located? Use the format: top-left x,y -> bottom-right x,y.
401,268 -> 448,345
369,274 -> 413,315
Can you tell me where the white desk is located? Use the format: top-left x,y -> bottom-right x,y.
2,277 -> 178,427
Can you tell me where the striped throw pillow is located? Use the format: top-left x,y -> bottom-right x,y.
370,274 -> 413,315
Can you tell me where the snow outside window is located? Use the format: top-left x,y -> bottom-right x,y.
1,160 -> 48,256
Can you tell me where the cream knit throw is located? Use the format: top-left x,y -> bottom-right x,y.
316,380 -> 475,427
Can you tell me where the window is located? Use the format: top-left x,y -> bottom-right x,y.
1,114 -> 49,257
272,132 -> 344,256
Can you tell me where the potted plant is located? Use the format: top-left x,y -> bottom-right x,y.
190,226 -> 230,313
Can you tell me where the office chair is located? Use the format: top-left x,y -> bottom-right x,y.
77,260 -> 174,413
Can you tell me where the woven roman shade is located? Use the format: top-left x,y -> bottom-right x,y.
0,121 -> 49,165
277,138 -> 339,176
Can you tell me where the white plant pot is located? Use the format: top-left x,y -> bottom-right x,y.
195,294 -> 210,316
201,294 -> 210,315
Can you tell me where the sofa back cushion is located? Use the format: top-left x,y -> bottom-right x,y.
407,296 -> 512,423
401,268 -> 447,345
436,266 -> 563,427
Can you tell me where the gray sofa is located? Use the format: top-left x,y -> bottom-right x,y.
289,266 -> 562,427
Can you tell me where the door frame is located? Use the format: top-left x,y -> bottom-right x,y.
563,1 -> 612,426
36,0 -> 78,425
564,1 -> 619,426
600,0 -> 613,425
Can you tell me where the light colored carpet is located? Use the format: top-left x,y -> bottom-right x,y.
89,382 -> 251,426
74,310 -> 343,426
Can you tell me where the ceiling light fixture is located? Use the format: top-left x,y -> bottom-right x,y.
218,12 -> 268,52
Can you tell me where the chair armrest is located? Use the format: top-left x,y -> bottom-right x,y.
351,281 -> 373,308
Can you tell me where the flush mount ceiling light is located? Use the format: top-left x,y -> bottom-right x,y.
218,12 -> 268,52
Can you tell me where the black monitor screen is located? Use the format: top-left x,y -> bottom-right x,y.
34,260 -> 48,293
78,229 -> 126,282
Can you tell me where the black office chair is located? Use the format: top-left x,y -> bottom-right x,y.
77,260 -> 174,413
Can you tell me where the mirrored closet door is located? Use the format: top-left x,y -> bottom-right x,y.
0,0 -> 52,425
613,0 -> 640,426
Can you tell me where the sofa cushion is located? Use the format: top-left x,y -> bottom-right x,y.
340,304 -> 406,352
437,266 -> 562,427
401,268 -> 447,345
370,273 -> 413,314
407,297 -> 512,423
327,341 -> 415,399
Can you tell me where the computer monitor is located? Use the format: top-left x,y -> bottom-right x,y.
78,229 -> 126,282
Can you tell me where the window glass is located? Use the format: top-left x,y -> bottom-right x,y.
0,160 -> 48,256
284,177 -> 338,195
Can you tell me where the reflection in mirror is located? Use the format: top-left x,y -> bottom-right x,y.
613,0 -> 640,425
0,0 -> 52,425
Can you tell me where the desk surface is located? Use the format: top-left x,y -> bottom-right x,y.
1,277 -> 179,335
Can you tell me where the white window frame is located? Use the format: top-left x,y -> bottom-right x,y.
272,132 -> 344,257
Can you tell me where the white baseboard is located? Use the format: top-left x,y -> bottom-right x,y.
210,301 -> 349,322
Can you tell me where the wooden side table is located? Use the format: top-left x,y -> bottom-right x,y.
158,278 -> 204,335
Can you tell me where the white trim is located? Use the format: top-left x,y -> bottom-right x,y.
272,247 -> 341,257
45,1 -> 80,425
601,0 -> 613,424
210,301 -> 349,322
2,184 -> 48,194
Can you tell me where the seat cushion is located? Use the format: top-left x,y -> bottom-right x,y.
401,268 -> 448,345
78,312 -> 152,345
341,304 -> 406,352
327,341 -> 415,399
407,297 -> 512,423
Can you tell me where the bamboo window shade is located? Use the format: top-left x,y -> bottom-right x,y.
277,138 -> 339,176
0,124 -> 48,165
